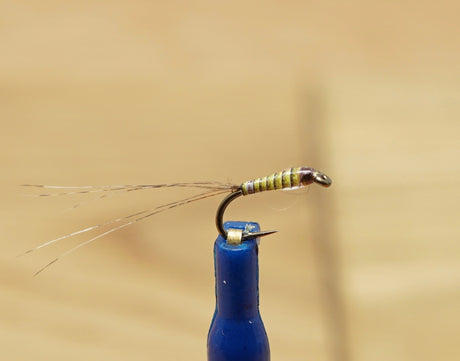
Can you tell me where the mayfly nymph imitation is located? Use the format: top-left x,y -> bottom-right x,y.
23,167 -> 332,275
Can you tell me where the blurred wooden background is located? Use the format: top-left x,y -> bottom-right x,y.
1,1 -> 459,361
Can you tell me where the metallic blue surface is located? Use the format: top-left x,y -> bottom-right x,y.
207,221 -> 270,361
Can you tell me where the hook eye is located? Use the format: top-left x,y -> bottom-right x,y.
314,172 -> 332,187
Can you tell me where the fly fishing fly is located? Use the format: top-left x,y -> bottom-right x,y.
23,167 -> 332,275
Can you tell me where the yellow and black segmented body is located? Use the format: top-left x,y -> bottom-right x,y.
240,167 -> 314,196
218,166 -> 331,239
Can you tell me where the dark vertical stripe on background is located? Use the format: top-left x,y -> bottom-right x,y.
298,84 -> 350,361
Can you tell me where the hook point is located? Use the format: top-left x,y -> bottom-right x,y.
242,230 -> 278,240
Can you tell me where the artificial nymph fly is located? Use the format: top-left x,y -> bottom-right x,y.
23,167 -> 332,275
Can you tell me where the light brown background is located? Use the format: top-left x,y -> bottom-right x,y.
1,1 -> 459,361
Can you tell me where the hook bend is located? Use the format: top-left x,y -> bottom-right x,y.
215,189 -> 277,241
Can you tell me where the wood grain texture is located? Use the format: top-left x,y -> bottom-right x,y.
1,1 -> 459,360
